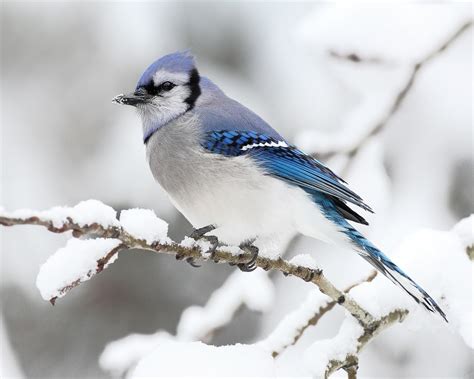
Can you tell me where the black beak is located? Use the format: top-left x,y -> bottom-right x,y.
112,92 -> 149,106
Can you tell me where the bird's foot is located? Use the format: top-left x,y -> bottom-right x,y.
236,242 -> 259,272
190,224 -> 219,262
302,268 -> 322,282
175,252 -> 201,268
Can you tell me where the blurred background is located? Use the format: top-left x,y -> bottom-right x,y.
1,2 -> 472,378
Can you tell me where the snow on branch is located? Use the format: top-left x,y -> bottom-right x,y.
0,200 -> 375,327
259,271 -> 377,358
305,309 -> 408,378
2,202 -> 472,378
36,238 -> 123,303
296,19 -> 472,164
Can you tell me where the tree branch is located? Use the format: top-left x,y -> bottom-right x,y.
267,271 -> 377,358
324,309 -> 408,378
316,20 -> 472,162
0,208 -> 375,328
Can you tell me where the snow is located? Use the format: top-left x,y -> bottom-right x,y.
258,289 -> 329,356
130,341 -> 275,377
36,238 -> 122,300
451,215 -> 474,250
0,199 -> 120,228
101,270 -> 275,376
289,253 -> 319,270
68,200 -> 119,228
219,244 -> 244,256
294,66 -> 412,155
177,270 -> 274,341
99,331 -> 173,377
180,236 -> 212,256
297,3 -> 471,65
120,208 -> 170,244
349,218 -> 473,347
304,316 -> 363,377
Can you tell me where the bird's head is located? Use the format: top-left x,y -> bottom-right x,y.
113,51 -> 201,131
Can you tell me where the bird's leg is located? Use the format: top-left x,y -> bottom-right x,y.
237,242 -> 259,272
189,224 -> 219,263
302,267 -> 322,282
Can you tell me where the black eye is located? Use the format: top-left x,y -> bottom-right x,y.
160,81 -> 175,92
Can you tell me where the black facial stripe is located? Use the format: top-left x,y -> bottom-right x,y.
184,68 -> 201,110
139,82 -> 158,96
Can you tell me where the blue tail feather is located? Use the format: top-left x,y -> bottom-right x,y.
314,193 -> 448,322
343,223 -> 447,322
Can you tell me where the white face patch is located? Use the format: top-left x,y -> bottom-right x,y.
153,70 -> 189,87
137,69 -> 192,137
241,140 -> 289,151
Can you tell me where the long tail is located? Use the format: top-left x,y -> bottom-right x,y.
342,223 -> 447,322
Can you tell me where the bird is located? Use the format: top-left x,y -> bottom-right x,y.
113,51 -> 447,321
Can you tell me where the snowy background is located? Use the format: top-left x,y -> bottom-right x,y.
1,2 -> 472,378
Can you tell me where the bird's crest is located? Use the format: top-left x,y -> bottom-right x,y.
137,50 -> 196,88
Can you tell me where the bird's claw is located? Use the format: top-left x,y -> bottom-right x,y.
186,257 -> 201,268
236,243 -> 259,272
175,252 -> 200,268
190,224 -> 219,262
302,268 -> 322,282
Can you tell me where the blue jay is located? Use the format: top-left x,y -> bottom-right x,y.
113,51 -> 446,321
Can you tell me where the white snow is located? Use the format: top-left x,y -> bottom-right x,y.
258,289 -> 329,356
349,219 -> 473,347
304,316 -> 363,377
130,341 -> 275,377
0,199 -> 120,228
297,3 -> 471,65
179,236 -> 213,259
99,331 -> 173,377
101,269 -> 275,376
289,254 -> 319,270
177,270 -> 274,341
120,208 -> 170,244
67,200 -> 119,228
451,215 -> 474,250
36,238 -> 122,300
179,236 -> 212,257
219,244 -> 244,256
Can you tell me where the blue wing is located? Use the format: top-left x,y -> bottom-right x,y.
202,130 -> 373,218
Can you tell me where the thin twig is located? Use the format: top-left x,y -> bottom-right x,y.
317,20 -> 472,162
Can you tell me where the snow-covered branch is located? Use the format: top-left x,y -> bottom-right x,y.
259,271 -> 377,358
2,202 -> 472,378
298,19 -> 472,164
314,309 -> 409,378
0,200 -> 375,327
